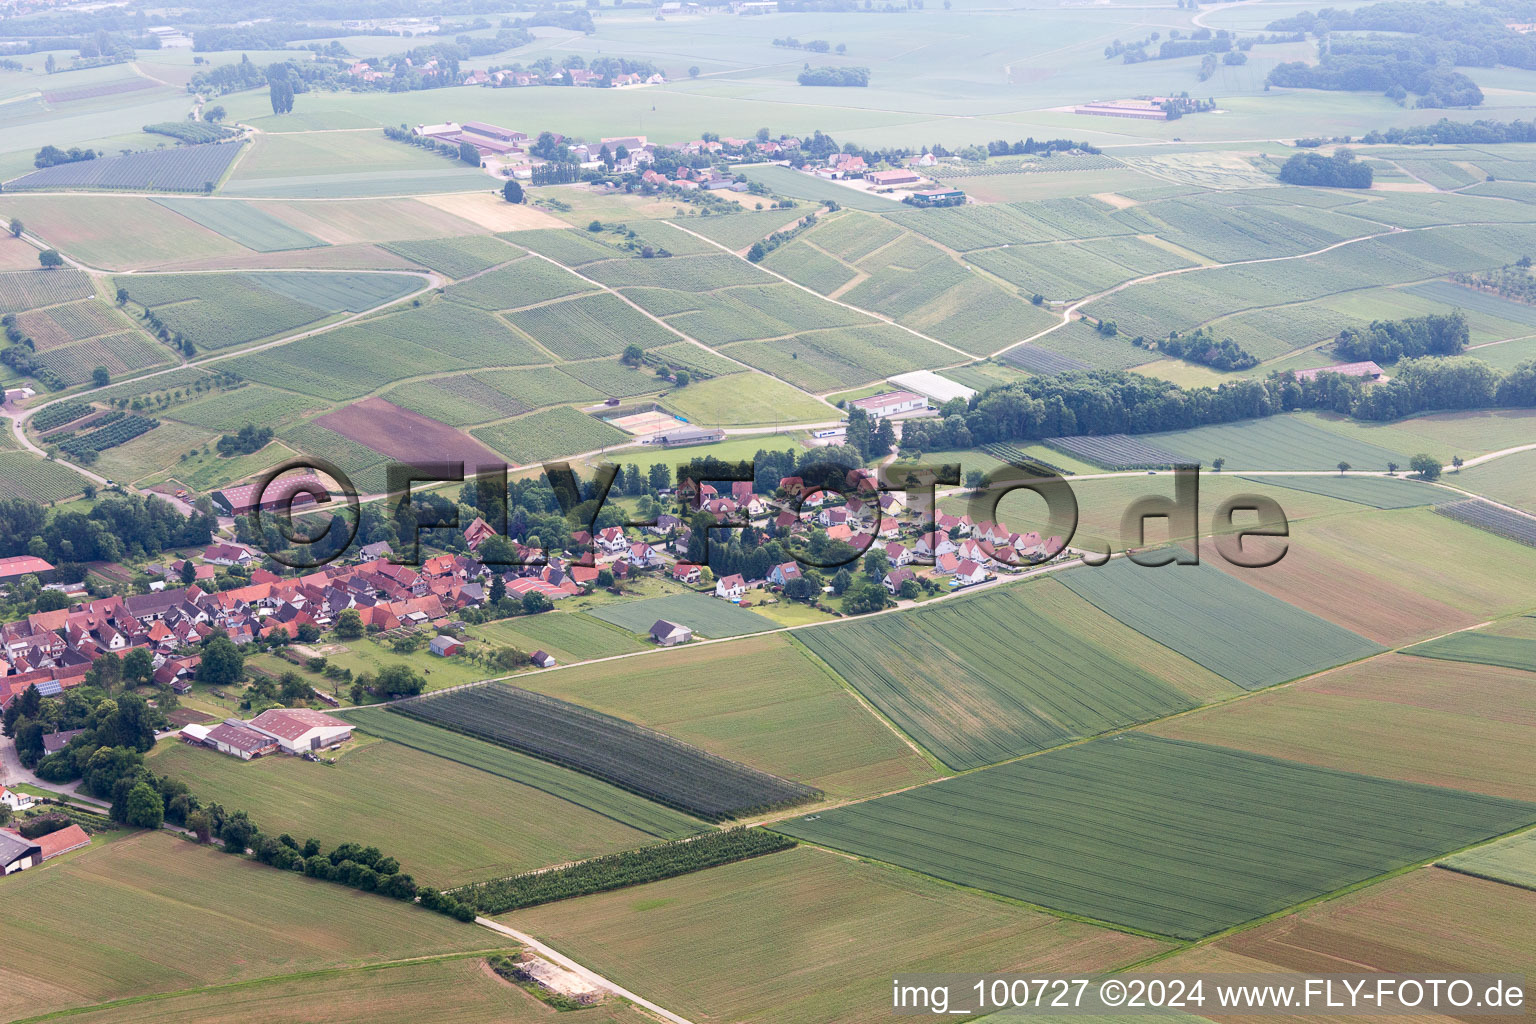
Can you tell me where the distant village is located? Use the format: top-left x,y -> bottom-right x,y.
0,391 -> 1065,717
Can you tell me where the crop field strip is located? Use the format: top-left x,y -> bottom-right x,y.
1403,632 -> 1536,672
797,580 -> 1237,771
667,208 -> 808,250
1435,499 -> 1536,547
443,254 -> 596,310
1043,434 -> 1183,470
1016,321 -> 1153,372
34,332 -> 171,384
152,198 -> 327,252
0,269 -> 94,312
394,683 -> 821,820
381,235 -> 524,279
4,141 -> 245,192
340,707 -> 705,839
16,299 -> 130,349
1058,558 -> 1384,690
503,291 -> 677,359
1143,415 -> 1414,472
776,733 -> 1536,939
1239,474 -> 1456,509
1440,831 -> 1536,891
471,405 -> 630,465
0,451 -> 85,502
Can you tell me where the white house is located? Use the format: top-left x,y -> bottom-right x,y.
628,542 -> 661,568
849,390 -> 928,419
247,708 -> 353,755
913,532 -> 957,559
884,541 -> 913,567
596,527 -> 629,555
953,559 -> 988,586
715,573 -> 747,600
0,785 -> 34,813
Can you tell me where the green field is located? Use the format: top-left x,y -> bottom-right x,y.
674,207 -> 808,250
1148,415 -> 1415,472
585,592 -> 778,639
503,291 -> 676,359
149,737 -> 659,887
798,579 -> 1237,770
381,235 -> 523,278
0,451 -> 86,502
443,255 -> 593,310
760,238 -> 858,294
153,198 -> 327,252
514,633 -> 938,800
337,707 -> 706,840
777,734 -> 1536,938
732,164 -> 903,211
725,324 -> 955,392
0,831 -> 498,1022
1059,559 -> 1384,689
472,611 -> 647,662
164,383 -> 323,432
1458,449 -> 1536,512
1240,474 -> 1454,509
472,405 -> 630,464
505,845 -> 1166,1024
1404,632 -> 1536,673
1441,831 -> 1536,891
662,373 -> 832,427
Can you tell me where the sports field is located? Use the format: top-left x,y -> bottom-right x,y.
0,831 -> 498,1021
1059,558 -> 1383,689
505,846 -> 1168,1024
778,734 -> 1536,939
585,592 -> 778,638
149,737 -> 658,887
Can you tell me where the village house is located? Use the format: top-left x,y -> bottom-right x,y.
671,562 -> 702,585
914,532 -> 958,560
768,562 -> 802,587
953,559 -> 988,586
0,785 -> 34,813
201,544 -> 253,567
714,573 -> 748,601
883,567 -> 916,595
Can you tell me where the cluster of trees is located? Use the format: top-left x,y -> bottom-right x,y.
747,211 -> 817,263
797,66 -> 869,86
962,354 -> 1536,444
1333,312 -> 1470,363
0,490 -> 217,569
215,423 -> 274,457
972,137 -> 1103,158
1353,117 -> 1536,146
773,37 -> 846,53
460,828 -> 795,914
267,64 -> 296,114
1160,95 -> 1219,119
382,124 -> 469,163
3,685 -> 160,790
33,145 -> 98,169
1451,260 -> 1536,303
1269,55 -> 1483,108
842,407 -> 897,461
1140,328 -> 1260,370
0,337 -> 65,391
1269,0 -> 1536,73
1277,148 -> 1373,188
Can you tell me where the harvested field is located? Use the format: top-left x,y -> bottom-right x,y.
777,734 -> 1536,938
50,957 -> 656,1024
798,579 -> 1237,770
1149,654 -> 1536,801
0,831 -> 498,1022
505,846 -> 1168,1024
1159,869 -> 1536,978
1059,558 -> 1383,689
314,397 -> 506,469
259,198 -> 484,245
514,632 -> 938,800
396,682 -> 820,820
418,191 -> 569,230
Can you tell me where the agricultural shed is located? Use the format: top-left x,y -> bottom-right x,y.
650,620 -> 692,646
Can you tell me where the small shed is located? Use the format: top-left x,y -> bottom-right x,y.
531,650 -> 556,668
430,635 -> 465,657
649,619 -> 692,647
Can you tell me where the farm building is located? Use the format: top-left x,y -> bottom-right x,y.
247,708 -> 353,754
212,475 -> 326,517
1293,360 -> 1386,383
889,370 -> 977,405
532,650 -> 556,668
650,619 -> 693,646
0,555 -> 55,585
866,169 -> 921,186
430,635 -> 465,657
909,189 -> 965,207
653,425 -> 727,447
1074,100 -> 1169,120
850,391 -> 929,419
0,831 -> 41,875
28,823 -> 90,861
202,722 -> 279,760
